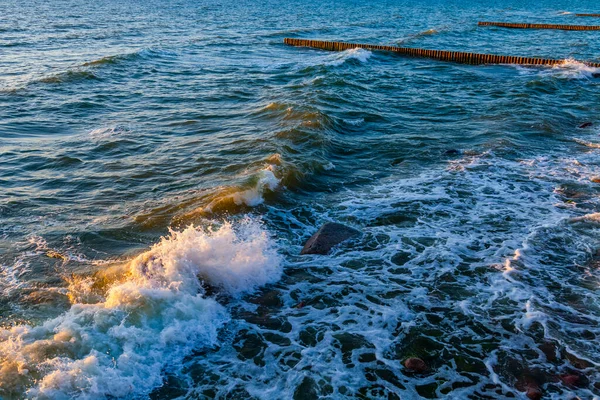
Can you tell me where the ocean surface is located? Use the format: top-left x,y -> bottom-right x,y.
1,0 -> 600,398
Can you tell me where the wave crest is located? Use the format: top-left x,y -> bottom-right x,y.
0,219 -> 281,399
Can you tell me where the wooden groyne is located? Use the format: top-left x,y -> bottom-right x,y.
283,38 -> 600,68
576,14 -> 600,17
478,21 -> 600,30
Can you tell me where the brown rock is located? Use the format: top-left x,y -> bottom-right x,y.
526,385 -> 542,400
560,374 -> 580,387
516,377 -> 542,400
404,357 -> 427,373
300,222 -> 361,255
539,341 -> 557,362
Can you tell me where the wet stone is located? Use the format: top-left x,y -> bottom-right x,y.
564,351 -> 593,369
373,368 -> 406,389
404,357 -> 427,373
294,376 -> 318,400
239,312 -> 292,333
263,332 -> 291,347
333,332 -> 375,361
299,326 -> 325,347
538,341 -> 557,362
224,386 -> 256,400
300,222 -> 361,255
559,371 -> 588,388
248,289 -> 282,308
391,250 -> 413,266
416,382 -> 439,399
516,377 -> 542,400
232,330 -> 266,361
149,374 -> 188,400
357,385 -> 400,400
371,212 -> 417,228
359,353 -> 377,363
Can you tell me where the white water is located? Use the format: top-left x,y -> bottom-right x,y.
0,219 -> 281,399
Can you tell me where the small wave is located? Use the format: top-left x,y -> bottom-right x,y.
0,219 -> 281,398
326,48 -> 372,66
396,27 -> 443,44
552,59 -> 600,79
574,138 -> 600,148
35,70 -> 100,85
514,59 -> 599,80
558,11 -> 572,15
569,212 -> 600,224
81,48 -> 173,68
343,117 -> 365,126
82,52 -> 140,67
179,166 -> 281,223
89,125 -> 131,139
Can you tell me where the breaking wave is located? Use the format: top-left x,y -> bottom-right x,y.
0,219 -> 281,399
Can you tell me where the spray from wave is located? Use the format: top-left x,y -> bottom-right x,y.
0,219 -> 281,399
516,59 -> 600,80
327,48 -> 372,66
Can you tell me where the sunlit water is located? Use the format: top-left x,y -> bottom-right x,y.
1,0 -> 600,398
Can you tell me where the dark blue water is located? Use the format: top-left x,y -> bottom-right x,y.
1,0 -> 600,398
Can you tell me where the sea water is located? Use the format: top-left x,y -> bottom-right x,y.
1,0 -> 600,398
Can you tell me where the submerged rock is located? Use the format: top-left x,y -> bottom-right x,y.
444,149 -> 461,155
579,122 -> 593,129
403,357 -> 427,373
559,371 -> 588,388
516,376 -> 542,400
300,222 -> 361,255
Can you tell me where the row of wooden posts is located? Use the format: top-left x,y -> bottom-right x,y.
478,21 -> 600,31
283,38 -> 600,68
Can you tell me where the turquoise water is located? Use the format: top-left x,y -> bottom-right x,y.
1,0 -> 600,398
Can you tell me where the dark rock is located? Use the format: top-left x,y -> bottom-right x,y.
564,351 -> 593,369
516,377 -> 542,400
444,149 -> 460,155
593,73 -> 600,79
300,222 -> 361,255
539,341 -> 557,362
560,374 -> 580,387
404,357 -> 427,373
559,372 -> 588,388
249,289 -> 282,307
579,122 -> 593,129
294,377 -> 318,400
525,385 -> 542,400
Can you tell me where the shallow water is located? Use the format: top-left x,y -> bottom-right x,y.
1,0 -> 600,398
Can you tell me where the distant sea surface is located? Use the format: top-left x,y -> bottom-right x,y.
1,0 -> 600,398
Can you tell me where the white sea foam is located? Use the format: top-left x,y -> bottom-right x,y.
89,125 -> 130,138
325,48 -> 372,67
551,59 -> 599,79
202,167 -> 281,214
0,219 -> 281,399
229,167 -> 280,208
182,149 -> 600,399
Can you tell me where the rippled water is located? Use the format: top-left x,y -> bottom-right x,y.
2,0 -> 600,398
